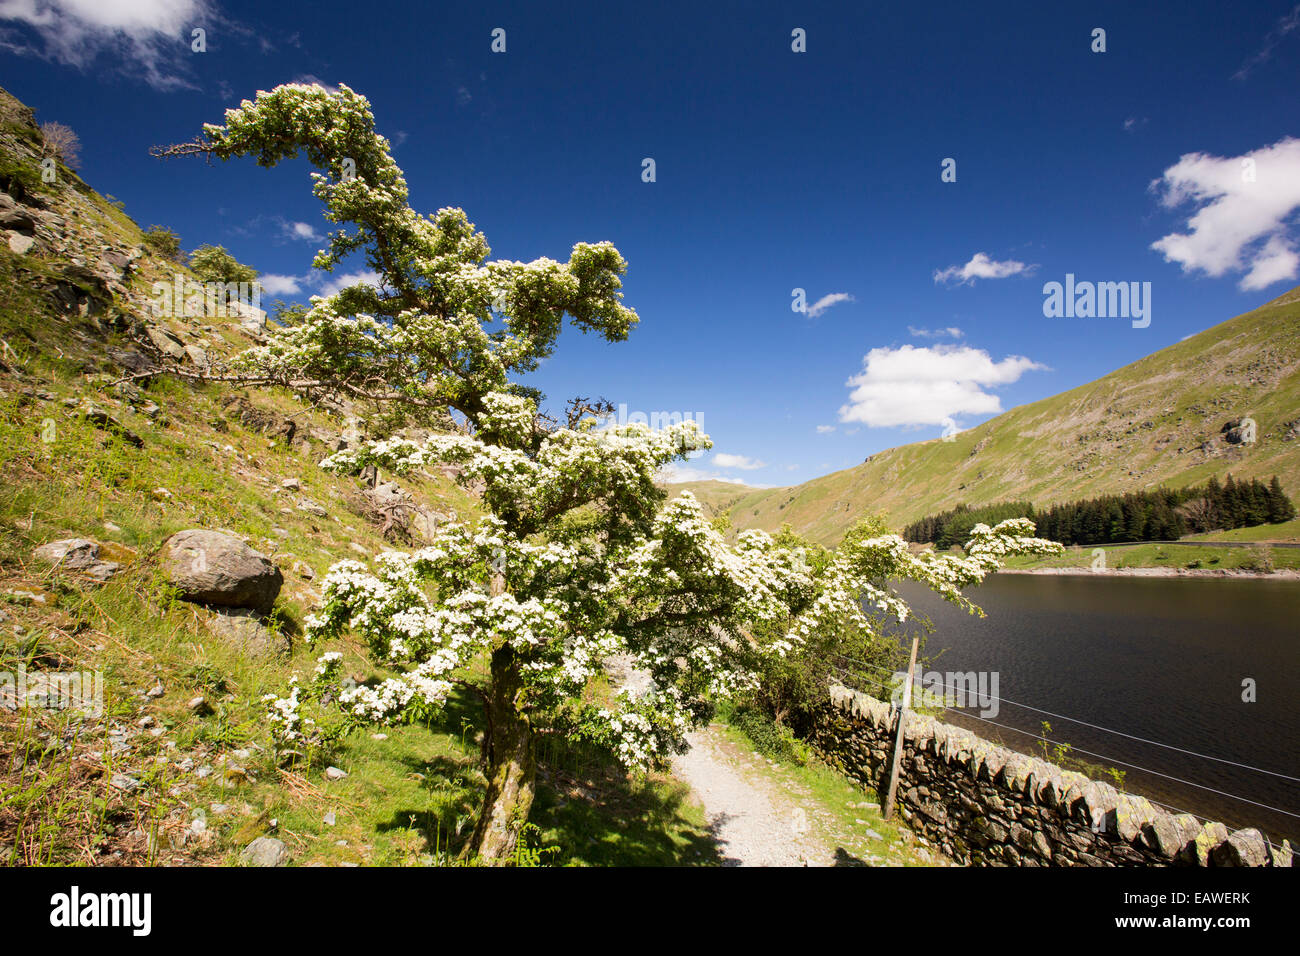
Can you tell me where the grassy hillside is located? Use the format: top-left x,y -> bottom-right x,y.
673,289 -> 1300,547
0,86 -> 722,867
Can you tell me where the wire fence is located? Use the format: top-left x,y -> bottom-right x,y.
826,652 -> 1298,854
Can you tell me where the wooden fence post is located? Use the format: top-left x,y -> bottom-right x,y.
881,636 -> 919,821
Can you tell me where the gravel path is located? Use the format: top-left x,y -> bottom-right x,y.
671,726 -> 836,867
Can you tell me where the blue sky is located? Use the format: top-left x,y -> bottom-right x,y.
3,0 -> 1299,487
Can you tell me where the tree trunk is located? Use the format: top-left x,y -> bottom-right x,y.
464,644 -> 536,864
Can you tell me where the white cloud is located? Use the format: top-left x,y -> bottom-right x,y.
1150,137 -> 1300,291
283,220 -> 321,242
933,253 -> 1034,286
1241,235 -> 1300,289
0,0 -> 212,89
838,344 -> 1047,428
713,453 -> 766,470
258,274 -> 303,296
317,269 -> 381,298
815,424 -> 836,434
908,325 -> 964,339
1234,4 -> 1300,80
236,215 -> 326,245
257,268 -> 382,299
290,74 -> 340,94
805,292 -> 854,318
785,464 -> 799,471
1123,117 -> 1148,133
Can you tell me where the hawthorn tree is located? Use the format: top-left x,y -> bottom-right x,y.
188,243 -> 259,287
308,422 -> 1059,861
162,83 -> 1062,863
154,82 -> 637,431
142,224 -> 184,262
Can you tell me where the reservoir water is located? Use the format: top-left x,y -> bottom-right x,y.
882,574 -> 1300,845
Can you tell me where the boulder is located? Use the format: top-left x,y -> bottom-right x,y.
206,608 -> 290,659
0,193 -> 37,233
340,418 -> 365,450
81,405 -> 144,448
64,263 -> 113,297
361,481 -> 445,543
1223,424 -> 1255,445
240,837 -> 289,867
7,231 -> 35,255
34,538 -> 100,570
308,427 -> 346,451
409,507 -> 445,544
1143,812 -> 1195,860
220,396 -> 297,445
144,325 -> 187,362
81,561 -> 122,583
33,538 -> 124,582
296,499 -> 328,518
225,298 -> 267,329
107,347 -> 154,375
51,276 -> 110,317
102,248 -> 141,274
1221,418 -> 1257,445
161,529 -> 282,612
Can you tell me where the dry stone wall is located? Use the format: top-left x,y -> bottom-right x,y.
810,684 -> 1291,867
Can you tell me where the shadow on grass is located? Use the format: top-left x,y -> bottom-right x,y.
363,687 -> 725,866
364,690 -> 487,858
531,730 -> 724,867
373,753 -> 483,856
533,771 -> 724,866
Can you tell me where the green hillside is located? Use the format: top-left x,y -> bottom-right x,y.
669,289 -> 1300,546
0,86 -> 714,866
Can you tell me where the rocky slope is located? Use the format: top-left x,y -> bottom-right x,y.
0,84 -> 724,869
0,84 -> 483,866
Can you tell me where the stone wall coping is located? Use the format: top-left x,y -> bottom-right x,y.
827,682 -> 1289,867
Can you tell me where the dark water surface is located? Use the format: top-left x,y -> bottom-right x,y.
883,574 -> 1300,845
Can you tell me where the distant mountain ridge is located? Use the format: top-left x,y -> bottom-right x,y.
669,288 -> 1300,546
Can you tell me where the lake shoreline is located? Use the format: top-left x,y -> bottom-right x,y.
999,566 -> 1300,580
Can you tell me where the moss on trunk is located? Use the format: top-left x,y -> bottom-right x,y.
464,644 -> 536,864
